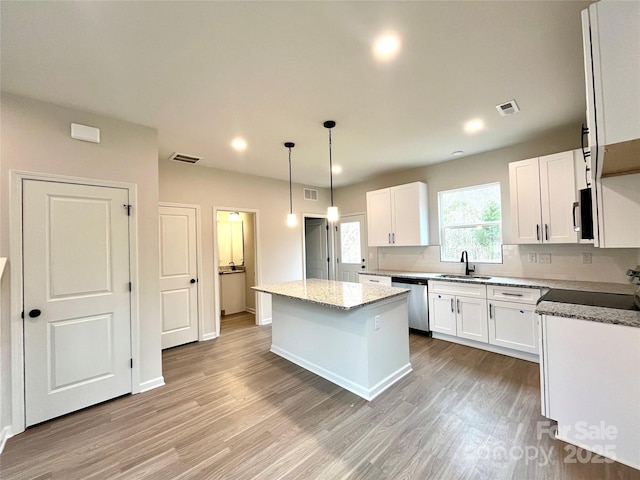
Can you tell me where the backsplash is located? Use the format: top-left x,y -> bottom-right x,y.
377,244 -> 640,284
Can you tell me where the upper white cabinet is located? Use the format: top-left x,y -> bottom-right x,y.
582,1 -> 640,149
509,151 -> 579,244
366,182 -> 428,247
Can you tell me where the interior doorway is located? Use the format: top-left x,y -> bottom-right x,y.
304,216 -> 330,280
214,209 -> 259,334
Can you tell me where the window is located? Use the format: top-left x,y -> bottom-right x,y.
339,221 -> 361,264
438,182 -> 502,263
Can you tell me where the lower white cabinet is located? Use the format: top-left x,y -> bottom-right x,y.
220,272 -> 246,315
429,281 -> 487,342
430,281 -> 542,361
540,315 -> 640,469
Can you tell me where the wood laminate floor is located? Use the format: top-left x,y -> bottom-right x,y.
2,311 -> 638,479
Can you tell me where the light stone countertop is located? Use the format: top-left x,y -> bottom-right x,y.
252,279 -> 409,311
362,269 -> 640,328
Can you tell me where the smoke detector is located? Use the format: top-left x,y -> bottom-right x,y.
169,152 -> 202,164
496,99 -> 520,116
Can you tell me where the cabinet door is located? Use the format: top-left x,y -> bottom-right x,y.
456,296 -> 488,342
366,188 -> 392,247
539,152 -> 578,244
488,301 -> 538,354
428,293 -> 456,335
509,158 -> 542,244
391,182 -> 428,246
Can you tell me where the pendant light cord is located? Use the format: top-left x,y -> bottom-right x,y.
328,127 -> 334,207
288,146 -> 293,214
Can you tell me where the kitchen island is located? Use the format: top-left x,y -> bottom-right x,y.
253,279 -> 411,400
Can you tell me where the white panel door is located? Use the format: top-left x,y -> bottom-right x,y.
336,214 -> 366,283
391,182 -> 425,246
509,158 -> 542,244
159,205 -> 199,349
23,180 -> 132,426
366,188 -> 392,247
488,301 -> 539,354
539,151 -> 578,244
429,293 -> 456,335
305,218 -> 328,280
456,296 -> 488,342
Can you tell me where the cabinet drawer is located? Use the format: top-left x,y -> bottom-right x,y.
428,280 -> 486,298
358,274 -> 392,286
487,286 -> 541,304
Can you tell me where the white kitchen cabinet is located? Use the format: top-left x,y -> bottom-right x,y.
358,274 -> 392,286
429,281 -> 487,342
582,1 -> 640,149
487,285 -> 542,355
509,151 -> 579,244
366,182 -> 428,247
220,272 -> 246,315
540,315 -> 640,469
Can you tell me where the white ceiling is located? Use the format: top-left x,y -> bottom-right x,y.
1,1 -> 591,188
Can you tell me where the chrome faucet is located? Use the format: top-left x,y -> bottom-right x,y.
460,250 -> 475,276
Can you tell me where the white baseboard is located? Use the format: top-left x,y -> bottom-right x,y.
202,332 -> 217,341
0,425 -> 13,454
138,376 -> 165,393
259,317 -> 272,326
246,307 -> 256,314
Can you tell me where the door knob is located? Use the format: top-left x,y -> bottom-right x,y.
190,279 -> 196,284
28,309 -> 41,318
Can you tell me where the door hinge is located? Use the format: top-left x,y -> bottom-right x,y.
123,204 -> 132,216
327,257 -> 330,263
128,282 -> 132,292
21,311 -> 24,319
130,358 -> 133,368
335,226 -> 338,232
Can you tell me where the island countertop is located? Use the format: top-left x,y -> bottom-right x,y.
252,278 -> 409,311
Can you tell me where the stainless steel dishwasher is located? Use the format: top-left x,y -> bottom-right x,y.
391,277 -> 429,333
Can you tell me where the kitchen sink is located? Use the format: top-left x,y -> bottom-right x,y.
437,274 -> 492,280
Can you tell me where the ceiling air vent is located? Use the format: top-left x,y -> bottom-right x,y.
496,99 -> 520,116
169,152 -> 201,164
303,188 -> 318,201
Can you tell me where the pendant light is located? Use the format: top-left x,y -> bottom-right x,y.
284,142 -> 297,227
324,120 -> 339,222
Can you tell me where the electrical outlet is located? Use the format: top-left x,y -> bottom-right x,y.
374,315 -> 381,331
538,253 -> 551,264
582,253 -> 592,264
528,253 -> 537,263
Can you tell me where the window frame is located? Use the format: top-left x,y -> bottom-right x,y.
438,182 -> 503,263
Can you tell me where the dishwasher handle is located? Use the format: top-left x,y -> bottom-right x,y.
390,277 -> 428,286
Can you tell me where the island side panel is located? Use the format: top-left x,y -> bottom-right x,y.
270,294 -> 411,401
365,296 -> 412,399
270,296 -> 370,398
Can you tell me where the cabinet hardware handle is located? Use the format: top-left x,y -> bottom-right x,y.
489,303 -> 493,319
536,224 -> 540,241
388,233 -> 391,244
392,232 -> 395,244
545,224 -> 549,241
501,292 -> 523,297
456,299 -> 460,314
450,298 -> 454,313
370,279 -> 379,283
572,202 -> 580,232
581,123 -> 591,161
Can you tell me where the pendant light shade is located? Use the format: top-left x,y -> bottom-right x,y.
284,142 -> 297,227
324,120 -> 339,223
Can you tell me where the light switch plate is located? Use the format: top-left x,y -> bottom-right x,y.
538,253 -> 551,264
582,253 -> 592,264
528,253 -> 537,263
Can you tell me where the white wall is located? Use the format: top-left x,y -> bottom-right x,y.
0,93 -> 162,435
158,159 -> 329,330
335,122 -> 640,284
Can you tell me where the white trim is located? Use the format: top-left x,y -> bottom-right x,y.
9,170 -> 141,434
261,317 -> 272,325
245,307 -> 256,314
158,202 -> 204,342
213,207 -> 262,331
431,332 -> 539,363
202,332 -> 218,341
138,376 -> 165,393
0,426 -> 13,454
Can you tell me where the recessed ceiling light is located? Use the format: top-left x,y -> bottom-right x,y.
231,137 -> 247,151
373,33 -> 401,61
464,119 -> 485,134
451,150 -> 464,156
331,165 -> 342,174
